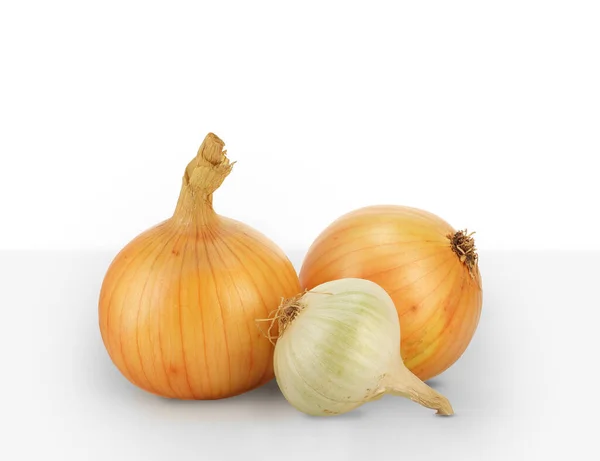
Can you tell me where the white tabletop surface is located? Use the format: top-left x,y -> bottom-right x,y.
0,250 -> 596,460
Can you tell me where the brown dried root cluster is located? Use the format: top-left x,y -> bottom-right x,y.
447,229 -> 479,278
256,290 -> 337,344
256,293 -> 307,345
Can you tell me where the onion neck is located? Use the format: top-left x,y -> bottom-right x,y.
382,361 -> 454,416
172,132 -> 234,226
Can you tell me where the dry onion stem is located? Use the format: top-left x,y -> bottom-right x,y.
98,133 -> 300,400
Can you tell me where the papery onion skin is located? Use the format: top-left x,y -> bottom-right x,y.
99,133 -> 300,400
299,205 -> 482,381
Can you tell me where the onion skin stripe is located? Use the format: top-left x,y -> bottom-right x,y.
234,229 -> 299,290
145,229 -> 186,394
240,229 -> 290,387
424,271 -> 480,377
211,227 -> 251,396
217,228 -> 266,396
116,228 -> 179,391
228,233 -> 291,306
161,231 -> 190,398
313,220 -> 448,250
410,266 -> 477,379
202,225 -> 231,398
399,259 -> 459,367
444,272 -> 481,369
108,226 -> 173,388
101,223 -> 171,368
177,225 -> 201,398
305,231 -> 446,266
191,224 -> 208,398
178,234 -> 196,399
301,229 -> 449,279
312,206 -> 452,243
219,218 -> 290,263
341,204 -> 452,223
214,235 -> 258,390
132,232 -> 177,396
301,208 -> 454,270
224,233 -> 284,386
138,245 -> 161,395
400,257 -> 461,343
307,241 -> 444,282
217,218 -> 298,291
361,248 -> 451,284
390,255 -> 455,308
150,238 -> 178,397
401,261 -> 464,374
149,230 -> 183,397
306,225 -> 448,266
394,257 -> 457,337
194,226 -> 212,398
409,293 -> 465,376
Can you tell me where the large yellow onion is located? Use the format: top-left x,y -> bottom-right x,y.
99,133 -> 300,399
299,205 -> 482,381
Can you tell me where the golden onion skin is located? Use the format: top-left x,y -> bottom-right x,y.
299,205 -> 482,381
99,134 -> 300,399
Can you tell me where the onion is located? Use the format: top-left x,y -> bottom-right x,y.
269,278 -> 454,416
299,205 -> 482,381
98,133 -> 300,399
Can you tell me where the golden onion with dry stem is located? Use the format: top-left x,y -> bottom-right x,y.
299,205 -> 483,381
99,133 -> 300,399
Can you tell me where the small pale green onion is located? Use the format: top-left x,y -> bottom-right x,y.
270,278 -> 454,417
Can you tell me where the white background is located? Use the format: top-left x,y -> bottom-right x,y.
1,1 -> 599,461
1,0 -> 599,252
